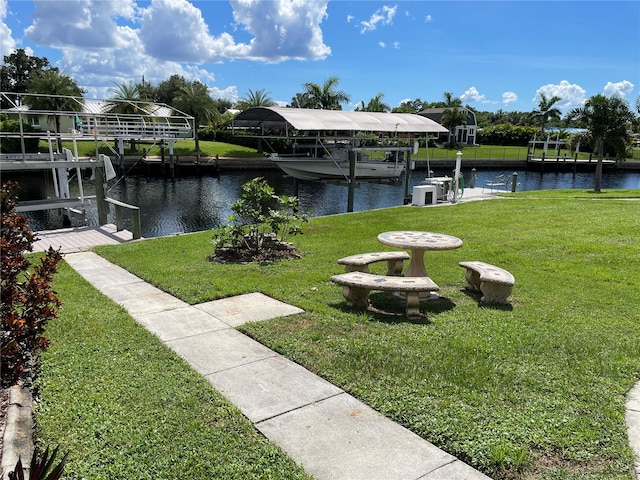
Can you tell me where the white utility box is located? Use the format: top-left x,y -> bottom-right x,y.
412,185 -> 437,206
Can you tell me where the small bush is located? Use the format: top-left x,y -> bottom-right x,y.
210,177 -> 308,263
0,119 -> 41,153
1,181 -> 62,387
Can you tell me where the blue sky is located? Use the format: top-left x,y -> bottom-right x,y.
2,0 -> 639,113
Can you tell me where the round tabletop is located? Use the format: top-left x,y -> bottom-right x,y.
377,231 -> 463,251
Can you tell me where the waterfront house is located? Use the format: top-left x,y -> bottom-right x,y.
419,107 -> 478,146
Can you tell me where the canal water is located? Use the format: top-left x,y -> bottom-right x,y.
19,167 -> 640,238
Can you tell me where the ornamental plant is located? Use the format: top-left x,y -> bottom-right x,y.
8,445 -> 67,480
210,177 -> 308,263
1,181 -> 62,387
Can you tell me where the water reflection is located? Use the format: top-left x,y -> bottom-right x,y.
20,167 -> 640,238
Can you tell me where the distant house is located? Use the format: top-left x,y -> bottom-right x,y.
419,107 -> 478,146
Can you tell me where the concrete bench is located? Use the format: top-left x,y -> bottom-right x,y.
459,261 -> 515,304
330,271 -> 439,319
337,251 -> 410,276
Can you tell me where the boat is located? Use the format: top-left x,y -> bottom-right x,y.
268,143 -> 408,181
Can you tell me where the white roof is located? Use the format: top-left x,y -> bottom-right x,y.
1,92 -> 187,119
233,107 -> 449,134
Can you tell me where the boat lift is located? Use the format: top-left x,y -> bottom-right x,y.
0,91 -> 194,232
231,107 -> 448,211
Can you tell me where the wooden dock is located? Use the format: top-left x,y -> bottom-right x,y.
33,224 -> 138,254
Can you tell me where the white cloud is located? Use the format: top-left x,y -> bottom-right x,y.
139,0 -> 237,62
425,15 -> 432,23
603,80 -> 634,99
0,0 -> 17,55
20,0 -> 331,65
378,41 -> 386,48
210,85 -> 239,103
229,0 -> 330,61
460,86 -> 486,103
502,91 -> 518,105
16,0 -> 332,103
360,4 -> 397,33
534,80 -> 587,110
346,14 -> 354,23
393,41 -> 400,49
24,0 -> 137,49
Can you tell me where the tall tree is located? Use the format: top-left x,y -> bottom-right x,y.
214,98 -> 233,114
0,49 -> 51,94
355,92 -> 390,112
135,76 -> 154,102
392,98 -> 428,114
106,81 -> 142,112
236,88 -> 275,110
440,92 -> 466,145
173,81 -> 220,157
25,69 -> 84,151
154,74 -> 189,106
534,93 -> 562,132
289,92 -> 311,108
573,94 -> 635,192
106,81 -> 144,150
1,49 -> 51,108
443,91 -> 462,108
299,76 -> 350,110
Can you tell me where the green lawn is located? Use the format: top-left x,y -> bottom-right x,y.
53,139 -> 260,158
36,262 -> 311,480
51,139 -> 640,162
37,190 -> 640,479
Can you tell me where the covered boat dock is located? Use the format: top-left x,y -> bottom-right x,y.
231,107 -> 449,208
231,107 -> 448,139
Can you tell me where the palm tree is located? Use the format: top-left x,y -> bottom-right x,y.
236,88 -> 276,110
534,93 -> 562,132
173,81 -> 220,158
575,94 -> 635,192
26,68 -> 84,151
440,92 -> 466,145
107,81 -> 142,111
355,92 -> 390,112
443,91 -> 462,109
301,76 -> 350,110
107,81 -> 144,150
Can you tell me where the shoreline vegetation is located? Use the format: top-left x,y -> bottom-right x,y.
35,190 -> 640,479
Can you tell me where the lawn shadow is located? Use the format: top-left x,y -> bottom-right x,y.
329,292 -> 457,325
460,288 -> 514,311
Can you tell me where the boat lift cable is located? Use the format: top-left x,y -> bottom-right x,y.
263,138 -> 277,155
106,145 -> 157,193
319,138 -> 350,182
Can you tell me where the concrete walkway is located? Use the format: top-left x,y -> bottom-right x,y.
64,251 -> 491,480
32,224 -> 134,254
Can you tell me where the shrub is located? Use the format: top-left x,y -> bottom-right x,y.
0,119 -> 40,153
477,123 -> 538,146
210,177 -> 308,263
1,182 -> 62,387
